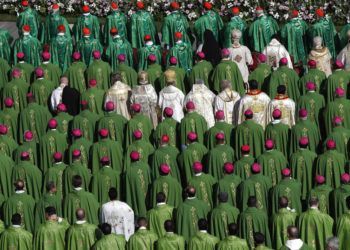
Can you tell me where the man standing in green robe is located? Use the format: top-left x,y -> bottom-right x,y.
86,51 -> 111,91
280,226 -> 311,250
130,1 -> 157,49
0,57 -> 10,89
154,108 -> 179,148
13,52 -> 34,85
2,69 -> 28,112
147,192 -> 174,238
68,129 -> 92,166
299,60 -> 327,95
167,32 -> 193,73
309,175 -> 333,214
248,54 -> 272,90
13,25 -> 42,67
0,124 -> 17,158
211,48 -> 245,94
248,7 -> 279,53
63,175 -> 99,225
0,213 -> 33,250
105,28 -> 133,71
146,54 -> 162,90
138,35 -> 162,71
54,103 -> 73,137
336,196 -> 350,250
210,192 -> 240,240
128,217 -> 158,249
91,223 -> 126,250
176,186 -> 210,242
34,206 -> 66,249
324,60 -> 350,103
223,7 -> 247,48
156,220 -> 185,250
30,67 -> 55,107
188,52 -> 213,89
330,173 -> 350,222
188,218 -> 220,249
17,0 -> 40,38
217,223 -> 249,249
298,197 -> 334,250
43,153 -> 66,200
3,180 -> 35,233
103,2 -> 127,45
115,54 -> 138,88
0,98 -> 19,142
76,27 -> 103,66
73,5 -> 100,42
14,131 -> 38,166
81,79 -> 105,117
64,52 -> 86,94
0,29 -> 12,63
39,52 -> 62,86
239,196 -> 272,248
234,145 -> 254,181
66,208 -> 98,250
0,153 -> 14,200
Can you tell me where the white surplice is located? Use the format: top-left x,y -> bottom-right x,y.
50,85 -> 64,111
308,47 -> 332,77
105,81 -> 132,120
228,45 -> 253,83
158,85 -> 185,123
337,43 -> 350,71
214,89 -> 241,125
263,38 -> 293,70
267,96 -> 296,128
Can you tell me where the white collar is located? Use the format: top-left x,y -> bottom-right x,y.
23,32 -> 30,36
58,33 -> 65,36
19,61 -> 25,64
76,220 -> 86,224
176,40 -> 183,44
83,13 -> 90,16
285,239 -> 304,250
12,225 -> 21,228
113,35 -> 121,39
103,165 -> 111,168
194,173 -> 202,176
54,161 -> 63,165
308,90 -> 315,93
74,187 -> 83,191
15,190 -> 25,194
199,230 -> 207,233
58,217 -> 63,223
310,206 -> 318,210
187,196 -> 196,200
272,119 -> 281,124
145,41 -> 153,46
43,61 -> 49,64
139,226 -> 147,230
37,77 -> 44,80
157,202 -> 166,206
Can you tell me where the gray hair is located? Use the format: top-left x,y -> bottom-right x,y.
111,73 -> 122,83
221,80 -> 232,90
326,237 -> 339,250
195,79 -> 204,85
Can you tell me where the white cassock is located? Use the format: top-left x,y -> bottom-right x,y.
184,84 -> 216,128
267,97 -> 296,128
237,91 -> 271,129
263,38 -> 293,70
158,85 -> 185,123
131,84 -> 158,128
337,44 -> 350,71
50,85 -> 64,111
228,45 -> 253,83
105,80 -> 132,120
101,200 -> 135,240
214,89 -> 241,125
308,47 -> 332,77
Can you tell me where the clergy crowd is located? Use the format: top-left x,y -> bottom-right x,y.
1,0 -> 350,249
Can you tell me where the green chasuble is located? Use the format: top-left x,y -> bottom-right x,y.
3,191 -> 35,232
12,161 -> 42,201
248,63 -> 272,90
39,62 -> 62,87
130,10 -> 157,49
206,144 -> 235,180
54,111 -> 73,136
146,63 -> 162,91
223,16 -> 247,47
13,61 -> 34,85
298,208 -> 334,250
66,222 -> 98,250
217,235 -> 249,250
234,155 -> 254,181
97,112 -> 127,145
125,161 -> 151,217
0,134 -> 17,158
81,87 -> 105,117
63,189 -> 99,225
64,61 -> 87,94
105,36 -> 133,71
234,120 -> 264,159
176,197 -> 210,242
211,59 -> 245,95
161,11 -> 190,47
34,192 -> 62,228
41,12 -> 71,44
86,59 -> 112,91
188,173 -> 217,208
281,18 -> 308,64
267,66 -> 300,101
39,129 -> 68,173
239,207 -> 272,248
257,149 -> 288,187
29,78 -> 55,107
265,121 -> 290,157
188,60 -> 213,89
178,142 -> 208,184
324,69 -> 350,103
308,17 -> 337,59
159,65 -> 186,92
34,220 -> 66,250
72,14 -> 100,42
0,58 -> 10,89
315,150 -> 345,189
2,78 -> 28,112
338,23 -> 350,48
147,203 -> 174,238
154,117 -> 179,148
115,63 -> 138,88
150,175 -> 182,208
127,229 -> 158,250
271,178 -> 302,215
248,14 -> 279,53
210,203 -> 240,240
297,91 -> 325,129
194,10 -> 224,43
68,137 -> 92,166
309,184 -> 333,215
289,119 -> 320,155
71,109 -> 99,142
298,68 -> 327,95
0,29 -> 12,62
138,44 -> 162,71
151,145 -> 180,182
91,166 -> 121,205
0,154 -> 14,199
16,6 -> 40,37
103,10 -> 127,45
13,34 -> 42,67
324,126 -> 350,160
92,234 -> 126,250
0,226 -> 33,250
125,113 -> 153,147
156,232 -> 185,250
239,173 -> 272,213
272,208 -> 297,250
43,162 -> 67,201
14,140 -> 38,166
188,231 -> 220,250
180,111 -> 208,146
290,148 -> 317,200
323,97 -> 350,135
0,107 -> 19,142
76,36 -> 103,66
90,138 -> 123,174
167,42 -> 193,73
63,161 -> 91,196
329,184 -> 350,222
336,211 -> 350,250
205,121 -> 234,150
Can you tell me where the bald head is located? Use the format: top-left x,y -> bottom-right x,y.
76,208 -> 85,221
279,196 -> 289,209
186,186 -> 196,197
15,180 -> 25,191
137,217 -> 148,228
287,226 -> 299,239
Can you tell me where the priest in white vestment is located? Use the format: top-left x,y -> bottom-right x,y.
158,69 -> 185,123
101,187 -> 135,240
228,29 -> 253,83
214,79 -> 241,125
309,36 -> 332,77
184,79 -> 216,128
337,30 -> 350,71
237,80 -> 270,129
262,35 -> 293,70
105,72 -> 132,120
